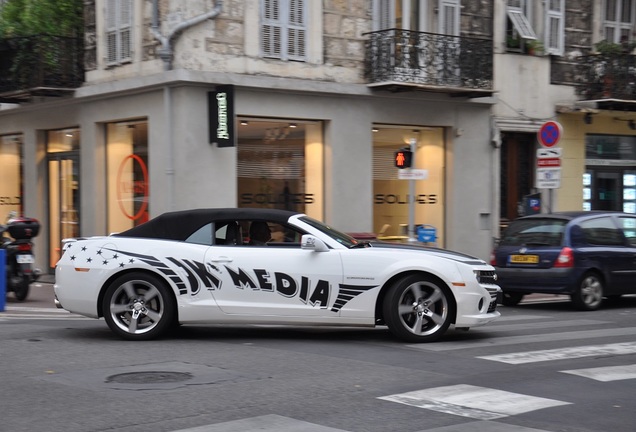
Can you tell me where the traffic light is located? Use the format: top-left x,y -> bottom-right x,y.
394,148 -> 412,169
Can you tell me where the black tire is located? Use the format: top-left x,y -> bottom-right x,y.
501,292 -> 524,307
13,275 -> 30,301
571,272 -> 604,311
102,272 -> 175,341
382,274 -> 454,343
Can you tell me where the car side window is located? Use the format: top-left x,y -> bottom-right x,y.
185,223 -> 213,245
215,221 -> 243,246
580,217 -> 625,246
618,217 -> 636,247
239,220 -> 303,247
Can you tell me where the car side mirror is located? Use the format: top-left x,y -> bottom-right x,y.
301,234 -> 329,252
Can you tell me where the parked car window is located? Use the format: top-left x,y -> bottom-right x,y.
499,219 -> 565,246
618,217 -> 636,246
579,217 -> 624,246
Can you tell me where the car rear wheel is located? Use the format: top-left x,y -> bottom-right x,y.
501,292 -> 524,306
103,272 -> 175,340
383,274 -> 454,343
571,272 -> 603,311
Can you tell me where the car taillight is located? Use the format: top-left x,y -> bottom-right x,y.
553,247 -> 573,268
489,250 -> 497,266
17,243 -> 32,252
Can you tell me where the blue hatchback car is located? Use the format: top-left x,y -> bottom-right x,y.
491,211 -> 636,310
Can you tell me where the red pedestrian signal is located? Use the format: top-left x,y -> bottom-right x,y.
394,149 -> 412,169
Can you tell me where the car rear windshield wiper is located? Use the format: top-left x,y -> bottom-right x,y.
522,242 -> 554,246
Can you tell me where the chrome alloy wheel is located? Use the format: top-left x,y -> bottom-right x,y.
397,280 -> 449,337
108,279 -> 165,335
574,273 -> 603,310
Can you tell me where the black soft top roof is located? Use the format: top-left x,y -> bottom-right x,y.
113,208 -> 300,241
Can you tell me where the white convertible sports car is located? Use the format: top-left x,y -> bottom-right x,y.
54,208 -> 501,342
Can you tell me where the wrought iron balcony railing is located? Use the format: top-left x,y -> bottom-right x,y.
577,52 -> 636,101
364,29 -> 493,95
0,35 -> 83,103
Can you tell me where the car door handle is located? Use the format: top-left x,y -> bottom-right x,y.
209,256 -> 233,263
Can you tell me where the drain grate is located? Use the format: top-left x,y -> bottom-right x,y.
105,371 -> 193,384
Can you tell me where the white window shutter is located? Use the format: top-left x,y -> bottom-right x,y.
119,0 -> 132,61
287,0 -> 306,60
106,0 -> 118,64
260,0 -> 306,61
262,0 -> 283,58
545,0 -> 564,55
373,0 -> 394,31
439,0 -> 460,36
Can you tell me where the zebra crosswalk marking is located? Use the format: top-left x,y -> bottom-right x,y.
378,384 -> 570,420
410,327 -> 636,351
561,364 -> 636,382
478,341 -> 636,364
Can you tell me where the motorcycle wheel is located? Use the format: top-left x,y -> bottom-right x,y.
14,276 -> 30,301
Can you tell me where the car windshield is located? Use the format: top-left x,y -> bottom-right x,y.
298,216 -> 359,248
500,218 -> 566,247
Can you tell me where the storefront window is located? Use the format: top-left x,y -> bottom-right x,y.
0,134 -> 23,219
237,119 -> 323,220
585,134 -> 636,213
107,120 -> 149,234
373,126 -> 445,244
48,128 -> 80,268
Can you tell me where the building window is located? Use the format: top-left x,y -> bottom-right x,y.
237,118 -> 323,220
506,0 -> 537,51
106,0 -> 132,65
545,0 -> 564,55
372,126 -> 445,245
0,134 -> 23,217
603,0 -> 635,43
107,120 -> 149,234
260,0 -> 306,61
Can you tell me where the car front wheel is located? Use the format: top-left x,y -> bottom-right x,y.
571,272 -> 603,311
102,272 -> 175,340
383,274 -> 455,343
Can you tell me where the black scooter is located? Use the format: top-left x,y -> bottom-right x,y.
0,212 -> 41,301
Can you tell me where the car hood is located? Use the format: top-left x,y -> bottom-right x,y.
369,241 -> 487,265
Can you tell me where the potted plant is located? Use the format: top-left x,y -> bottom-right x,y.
526,39 -> 544,56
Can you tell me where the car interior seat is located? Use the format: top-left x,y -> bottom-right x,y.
224,222 -> 242,245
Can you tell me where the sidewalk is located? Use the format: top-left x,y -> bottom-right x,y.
39,274 -> 55,284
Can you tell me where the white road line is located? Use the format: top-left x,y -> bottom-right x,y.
411,327 -> 636,351
478,341 -> 636,364
561,364 -> 636,382
493,314 -> 548,322
484,319 -> 608,332
4,306 -> 68,313
378,384 -> 570,420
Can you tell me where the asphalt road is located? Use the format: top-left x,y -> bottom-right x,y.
1,284 -> 635,432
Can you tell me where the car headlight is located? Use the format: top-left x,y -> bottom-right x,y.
474,269 -> 498,284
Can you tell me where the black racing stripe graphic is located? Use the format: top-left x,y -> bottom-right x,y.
331,284 -> 377,312
103,248 -> 164,267
106,248 -> 188,295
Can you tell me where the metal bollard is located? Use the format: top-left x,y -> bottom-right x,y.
0,249 -> 5,312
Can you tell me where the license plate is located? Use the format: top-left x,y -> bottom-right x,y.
509,254 -> 539,264
16,254 -> 34,264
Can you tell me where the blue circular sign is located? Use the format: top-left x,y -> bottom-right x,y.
538,121 -> 562,147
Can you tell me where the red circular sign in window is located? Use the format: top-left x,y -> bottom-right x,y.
116,154 -> 149,221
